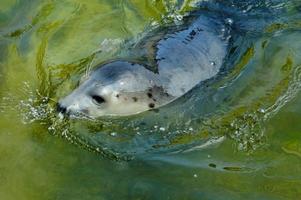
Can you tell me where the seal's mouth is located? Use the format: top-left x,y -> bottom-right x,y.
56,103 -> 69,119
56,103 -> 95,120
56,103 -> 67,114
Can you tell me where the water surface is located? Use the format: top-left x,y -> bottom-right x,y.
1,0 -> 301,199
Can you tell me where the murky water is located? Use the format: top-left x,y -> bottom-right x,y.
1,0 -> 301,199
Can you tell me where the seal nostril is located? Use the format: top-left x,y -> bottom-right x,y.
57,103 -> 67,114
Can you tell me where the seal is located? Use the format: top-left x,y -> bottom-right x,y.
57,14 -> 228,117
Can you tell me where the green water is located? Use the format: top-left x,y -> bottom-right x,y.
1,0 -> 301,199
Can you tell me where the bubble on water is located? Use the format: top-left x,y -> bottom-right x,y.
225,18 -> 234,25
110,132 -> 117,137
151,21 -> 159,27
58,112 -> 65,120
159,127 -> 166,131
175,14 -> 183,21
162,12 -> 184,25
229,112 -> 266,152
62,129 -> 69,137
18,96 -> 53,124
48,126 -> 55,131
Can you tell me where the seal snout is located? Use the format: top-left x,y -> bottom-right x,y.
56,103 -> 67,114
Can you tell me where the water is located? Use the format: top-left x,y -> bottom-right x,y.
1,0 -> 301,199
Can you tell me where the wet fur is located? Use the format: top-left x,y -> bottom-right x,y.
58,13 -> 229,117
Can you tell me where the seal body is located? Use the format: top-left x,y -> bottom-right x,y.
58,15 -> 228,117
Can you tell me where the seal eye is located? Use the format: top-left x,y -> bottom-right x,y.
91,95 -> 105,105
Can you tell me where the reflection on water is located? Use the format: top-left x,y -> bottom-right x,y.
1,0 -> 301,199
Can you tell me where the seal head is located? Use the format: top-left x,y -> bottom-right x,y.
58,61 -> 172,117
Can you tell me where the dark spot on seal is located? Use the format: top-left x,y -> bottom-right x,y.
185,38 -> 191,42
116,94 -> 120,98
190,30 -> 196,36
132,97 -> 138,102
147,92 -> 153,98
148,103 -> 155,108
